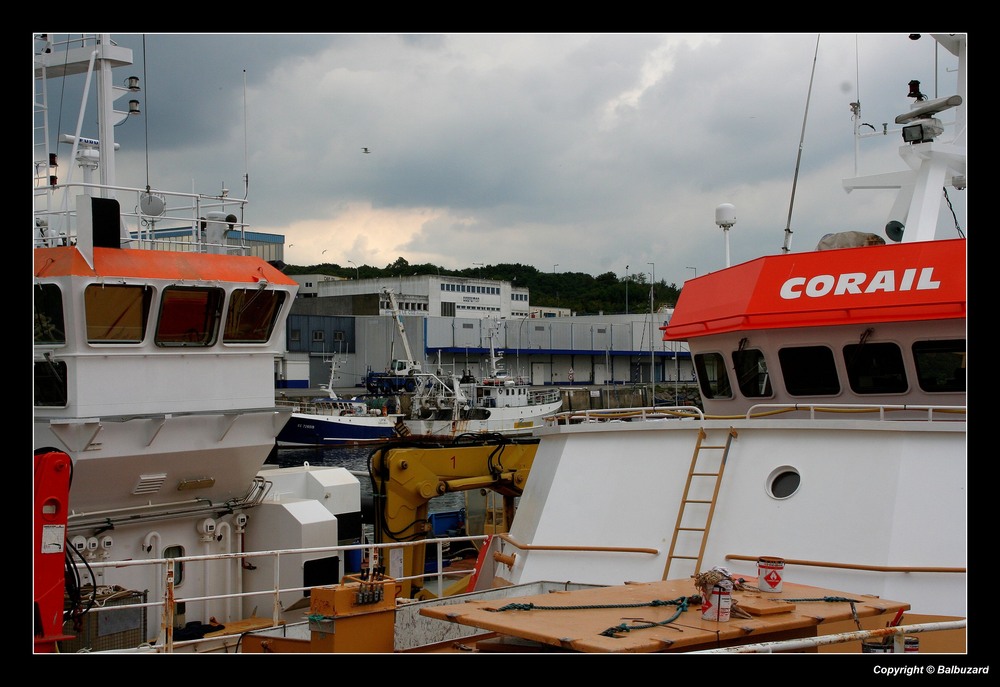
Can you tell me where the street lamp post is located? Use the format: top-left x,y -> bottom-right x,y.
686,266 -> 697,279
625,264 -> 629,314
648,262 -> 655,406
648,262 -> 655,303
348,260 -> 359,279
552,265 -> 560,309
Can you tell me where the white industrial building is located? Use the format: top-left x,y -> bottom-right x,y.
290,273 -> 534,318
278,275 -> 693,397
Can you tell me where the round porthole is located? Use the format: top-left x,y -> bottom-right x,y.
766,466 -> 801,499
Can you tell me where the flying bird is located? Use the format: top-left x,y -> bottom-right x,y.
362,147 -> 371,154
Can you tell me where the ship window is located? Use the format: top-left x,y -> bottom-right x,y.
155,287 -> 222,347
731,348 -> 772,398
694,352 -> 733,399
34,283 -> 66,345
34,359 -> 67,407
778,345 -> 840,396
843,341 -> 907,394
85,284 -> 153,343
913,339 -> 966,393
766,466 -> 801,499
223,288 -> 287,343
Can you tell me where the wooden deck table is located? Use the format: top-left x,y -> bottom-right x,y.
418,577 -> 908,653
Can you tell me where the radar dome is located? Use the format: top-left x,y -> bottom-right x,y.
715,203 -> 736,228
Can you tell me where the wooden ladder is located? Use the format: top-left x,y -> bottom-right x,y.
662,427 -> 738,581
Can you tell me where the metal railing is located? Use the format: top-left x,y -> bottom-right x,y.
692,620 -> 966,654
65,533 -> 487,653
547,405 -> 705,424
34,180 -> 251,254
744,402 -> 967,422
546,403 -> 967,425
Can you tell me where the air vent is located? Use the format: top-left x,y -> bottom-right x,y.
133,473 -> 167,495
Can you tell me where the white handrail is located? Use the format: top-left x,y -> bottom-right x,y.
546,403 -> 966,425
68,534 -> 487,653
692,620 -> 966,653
745,402 -> 967,421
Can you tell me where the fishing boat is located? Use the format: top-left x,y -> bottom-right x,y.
303,32 -> 967,654
32,34 -> 376,653
403,324 -> 563,439
453,32 -> 968,647
365,290 -> 563,440
275,357 -> 403,447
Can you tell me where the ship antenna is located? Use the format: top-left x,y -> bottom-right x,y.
141,35 -> 151,190
782,34 -> 820,254
241,69 -> 249,228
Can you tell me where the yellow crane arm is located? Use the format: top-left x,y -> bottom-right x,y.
367,439 -> 537,598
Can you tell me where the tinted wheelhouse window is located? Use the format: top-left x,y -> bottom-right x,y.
34,283 -> 65,345
34,359 -> 67,407
84,284 -> 153,343
155,286 -> 223,346
694,352 -> 733,399
732,348 -> 772,398
778,346 -> 840,396
223,288 -> 286,343
843,341 -> 907,394
913,339 -> 966,393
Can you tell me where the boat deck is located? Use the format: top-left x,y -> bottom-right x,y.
417,576 -> 908,653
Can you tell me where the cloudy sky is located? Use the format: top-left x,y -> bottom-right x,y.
42,33 -> 964,287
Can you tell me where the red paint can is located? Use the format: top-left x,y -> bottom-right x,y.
701,580 -> 732,622
757,556 -> 785,592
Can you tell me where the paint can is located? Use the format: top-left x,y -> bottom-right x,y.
903,636 -> 919,652
701,579 -> 732,622
757,556 -> 785,592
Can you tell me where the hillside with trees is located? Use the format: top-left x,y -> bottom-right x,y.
284,257 -> 682,316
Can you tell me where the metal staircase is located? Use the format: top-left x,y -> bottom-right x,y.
662,427 -> 738,580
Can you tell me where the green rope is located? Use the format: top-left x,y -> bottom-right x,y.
599,597 -> 691,637
490,597 -> 692,613
487,596 -> 695,639
489,595 -> 865,640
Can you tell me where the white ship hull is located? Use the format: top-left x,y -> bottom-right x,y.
484,416 -> 966,618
